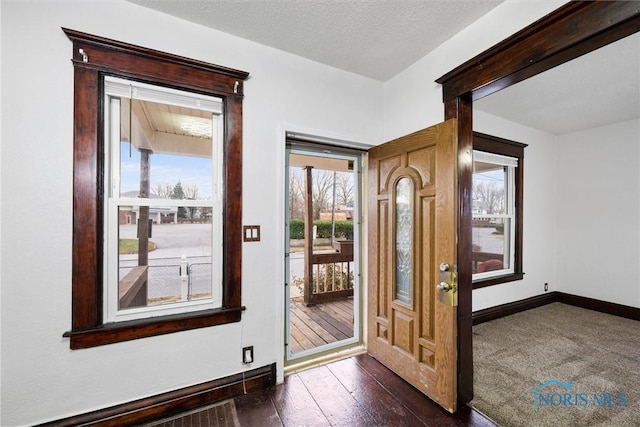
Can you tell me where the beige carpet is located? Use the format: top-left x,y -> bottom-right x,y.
471,303 -> 640,427
143,399 -> 240,427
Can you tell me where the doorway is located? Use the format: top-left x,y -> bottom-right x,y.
284,140 -> 364,365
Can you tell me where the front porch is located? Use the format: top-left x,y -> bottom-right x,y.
288,297 -> 354,353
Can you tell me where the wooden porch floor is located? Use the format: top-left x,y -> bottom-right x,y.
288,298 -> 354,354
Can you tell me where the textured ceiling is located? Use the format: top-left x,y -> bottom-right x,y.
128,0 -> 503,81
127,1 -> 639,135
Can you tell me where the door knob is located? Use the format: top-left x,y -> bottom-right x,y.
437,282 -> 453,292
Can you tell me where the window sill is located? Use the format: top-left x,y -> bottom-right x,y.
472,272 -> 524,289
63,306 -> 244,349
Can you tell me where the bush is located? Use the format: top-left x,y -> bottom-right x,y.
289,219 -> 353,240
290,219 -> 305,239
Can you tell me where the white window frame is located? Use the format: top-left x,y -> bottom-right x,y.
472,150 -> 517,282
103,77 -> 224,323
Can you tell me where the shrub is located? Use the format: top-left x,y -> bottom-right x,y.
289,219 -> 353,240
290,219 -> 305,239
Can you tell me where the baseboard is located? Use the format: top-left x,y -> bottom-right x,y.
472,292 -> 558,325
472,291 -> 640,325
556,292 -> 640,321
39,363 -> 276,427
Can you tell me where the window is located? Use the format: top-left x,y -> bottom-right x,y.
63,28 -> 249,348
104,77 -> 223,322
472,133 -> 525,288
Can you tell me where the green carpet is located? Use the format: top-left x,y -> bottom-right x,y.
471,303 -> 640,427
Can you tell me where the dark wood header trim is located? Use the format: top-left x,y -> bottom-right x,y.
473,132 -> 527,152
62,27 -> 249,97
436,2 -> 640,101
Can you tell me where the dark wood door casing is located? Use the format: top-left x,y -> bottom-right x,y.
436,1 -> 640,405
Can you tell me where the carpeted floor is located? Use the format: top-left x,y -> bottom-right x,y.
143,399 -> 240,427
471,303 -> 640,427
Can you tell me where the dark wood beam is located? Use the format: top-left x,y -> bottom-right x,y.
444,95 -> 474,405
437,1 -> 640,101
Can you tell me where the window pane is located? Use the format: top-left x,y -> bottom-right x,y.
472,217 -> 511,273
118,206 -> 213,309
395,178 -> 413,305
119,98 -> 214,200
473,162 -> 506,215
108,90 -> 221,319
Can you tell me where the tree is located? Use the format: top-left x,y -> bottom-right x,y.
171,180 -> 185,200
171,181 -> 188,219
474,182 -> 504,214
312,170 -> 334,220
289,170 -> 305,220
335,172 -> 354,207
183,183 -> 200,200
152,182 -> 174,199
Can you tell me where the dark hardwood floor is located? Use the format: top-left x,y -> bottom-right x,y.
233,354 -> 496,426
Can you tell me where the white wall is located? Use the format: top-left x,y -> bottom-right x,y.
0,0 -> 598,424
472,111 -> 558,311
0,2 -> 382,425
383,0 -> 566,140
382,0 -> 565,311
556,119 -> 640,308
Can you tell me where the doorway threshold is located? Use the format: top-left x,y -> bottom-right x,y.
284,344 -> 366,376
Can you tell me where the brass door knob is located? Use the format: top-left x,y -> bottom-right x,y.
437,282 -> 452,292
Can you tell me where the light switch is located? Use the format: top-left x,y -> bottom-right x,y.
243,225 -> 260,242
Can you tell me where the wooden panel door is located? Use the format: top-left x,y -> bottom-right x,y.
368,119 -> 458,412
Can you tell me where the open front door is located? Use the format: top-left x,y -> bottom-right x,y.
368,119 -> 458,412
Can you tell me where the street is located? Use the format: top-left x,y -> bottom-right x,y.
119,223 -> 212,299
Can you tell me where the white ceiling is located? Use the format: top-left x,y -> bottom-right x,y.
128,1 -> 640,135
474,32 -> 640,135
128,0 -> 503,81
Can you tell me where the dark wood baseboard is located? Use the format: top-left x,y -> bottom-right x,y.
472,292 -> 558,325
472,291 -> 640,325
556,292 -> 640,322
39,363 -> 276,427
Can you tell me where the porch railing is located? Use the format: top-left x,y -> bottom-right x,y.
304,240 -> 354,305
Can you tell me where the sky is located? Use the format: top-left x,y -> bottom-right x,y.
120,143 -> 213,199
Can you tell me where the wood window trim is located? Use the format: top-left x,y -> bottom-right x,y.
472,132 -> 526,289
62,28 -> 249,349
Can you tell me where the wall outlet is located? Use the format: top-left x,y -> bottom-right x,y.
544,283 -> 548,292
242,346 -> 254,364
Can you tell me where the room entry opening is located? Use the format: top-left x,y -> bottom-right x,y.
285,140 -> 364,364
